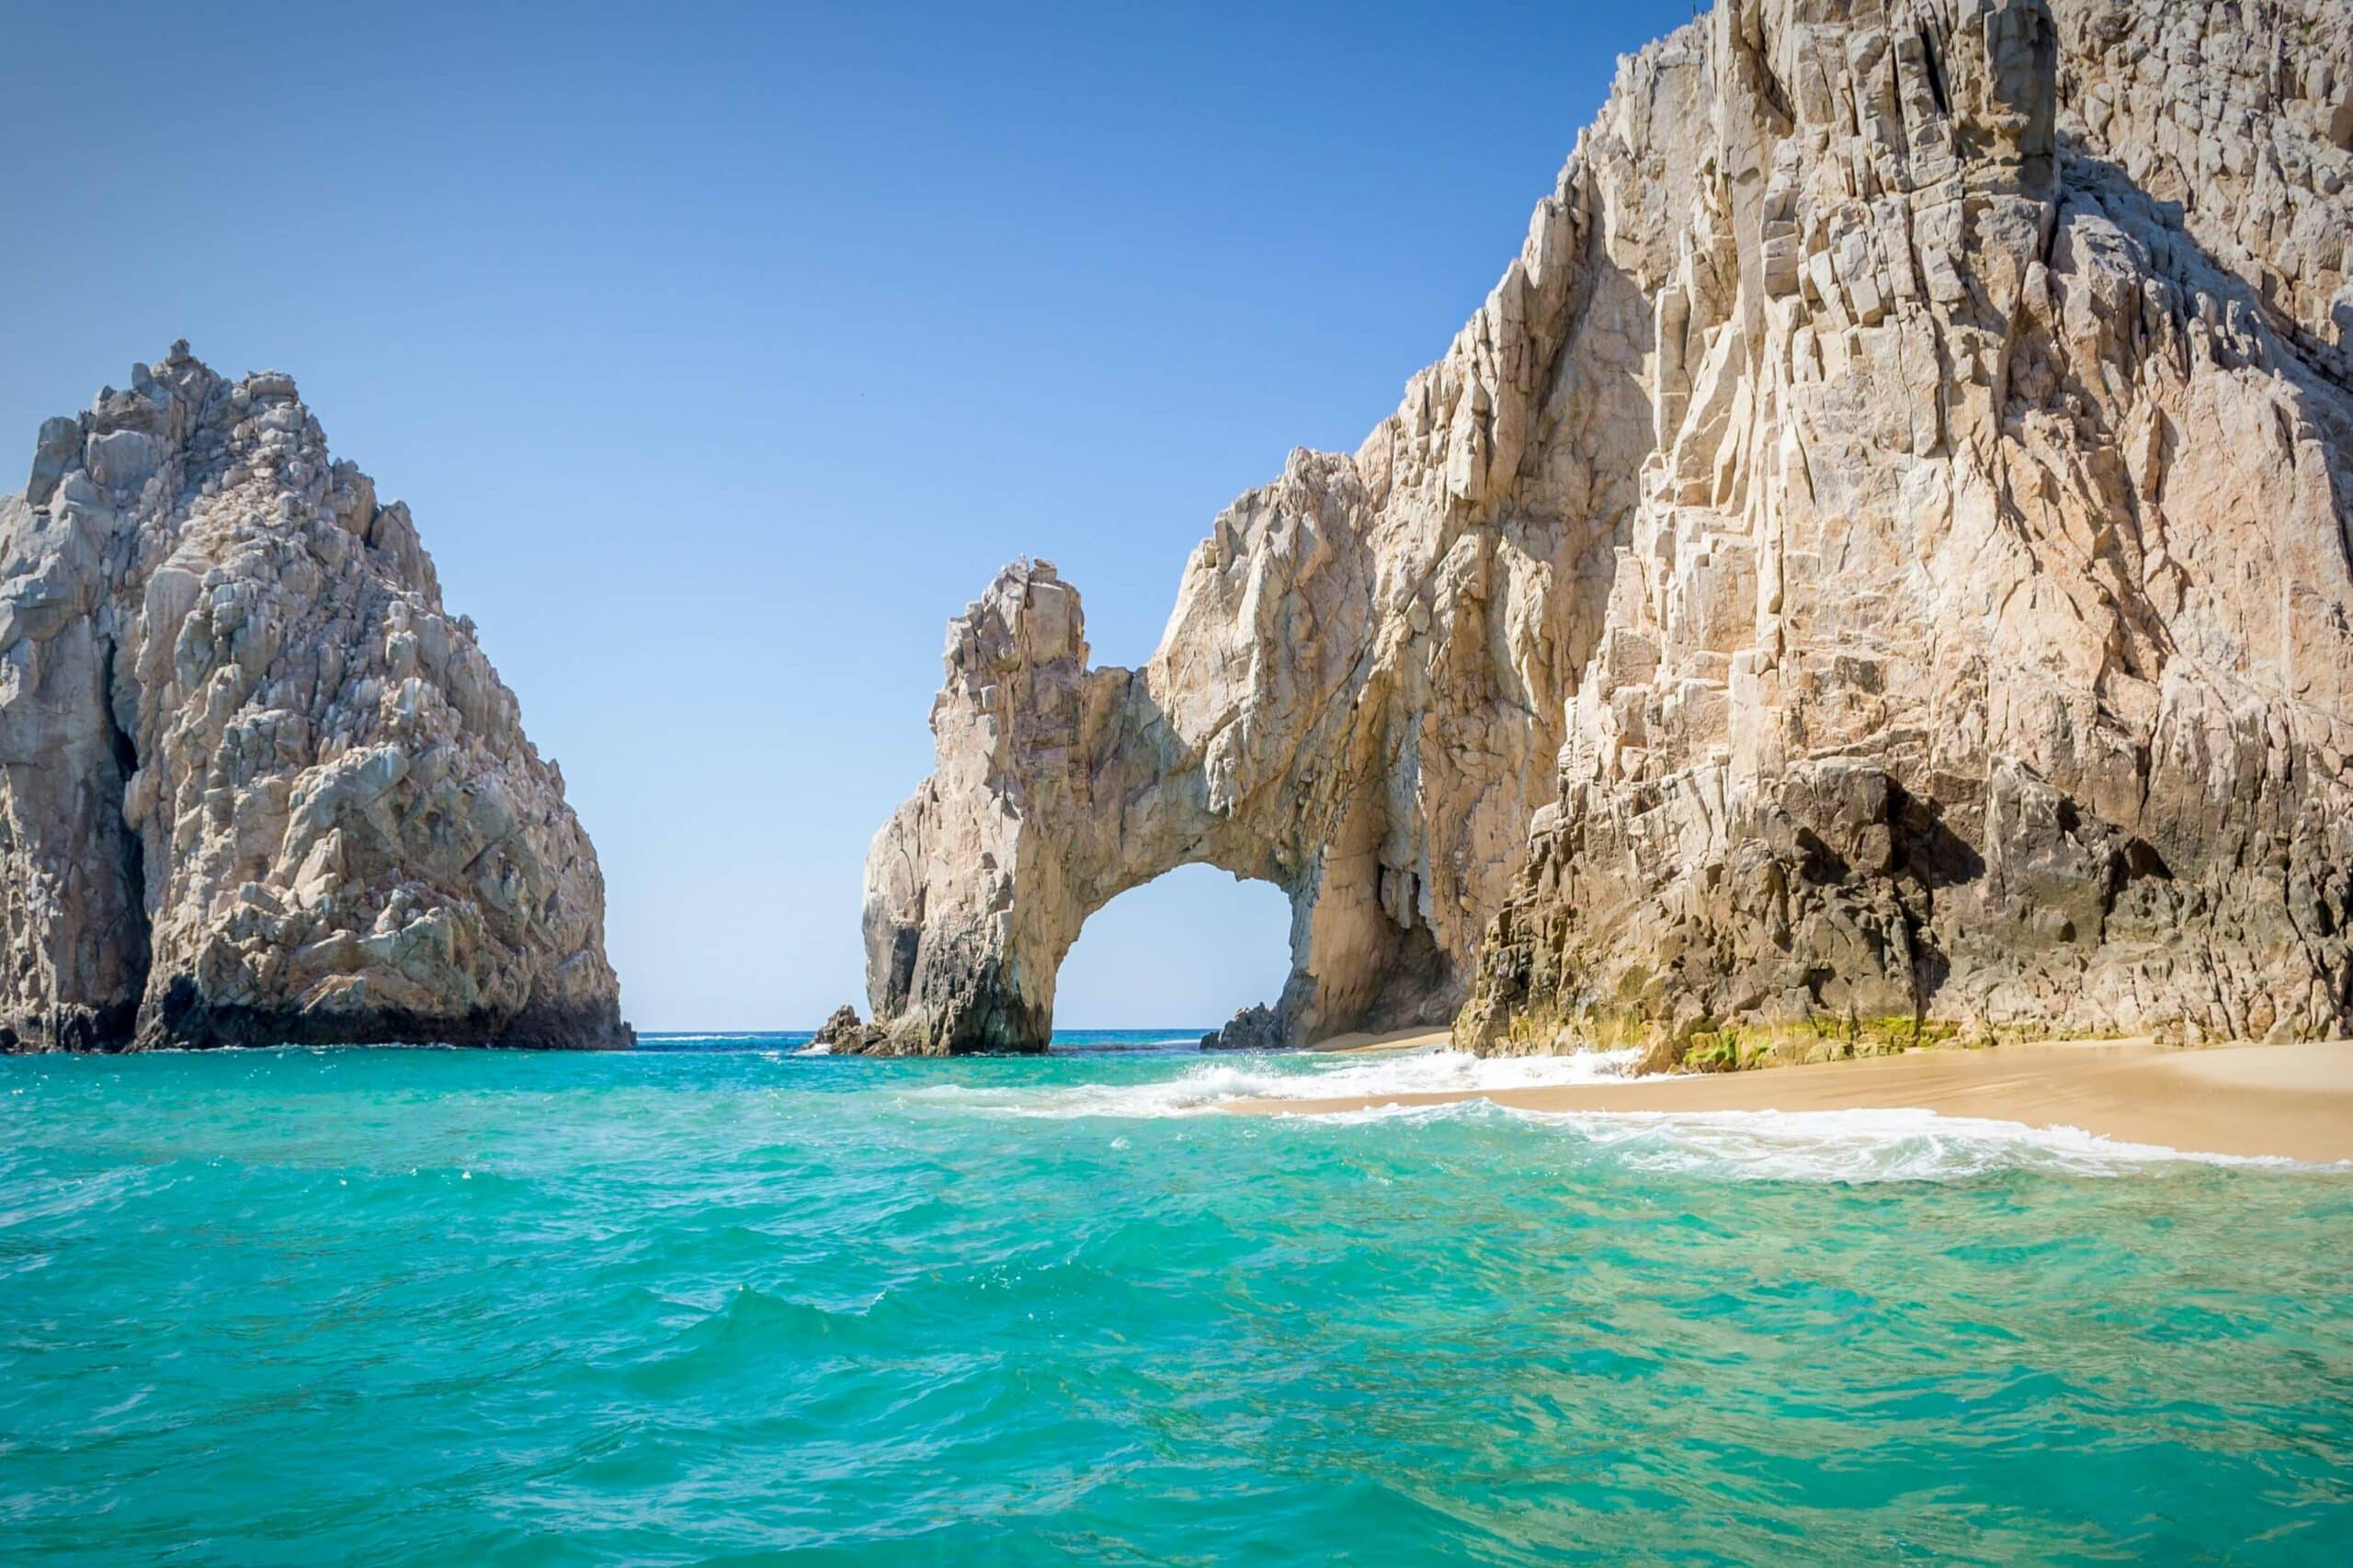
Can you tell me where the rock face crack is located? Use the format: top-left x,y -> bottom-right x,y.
97,642 -> 153,1030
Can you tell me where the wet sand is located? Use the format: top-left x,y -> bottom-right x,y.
1307,1027 -> 1453,1055
1236,1038 -> 2353,1163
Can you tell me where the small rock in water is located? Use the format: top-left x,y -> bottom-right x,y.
810,1005 -> 892,1054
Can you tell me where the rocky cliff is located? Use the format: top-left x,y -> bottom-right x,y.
1460,0 -> 2353,1065
867,0 -> 2353,1058
0,346 -> 629,1051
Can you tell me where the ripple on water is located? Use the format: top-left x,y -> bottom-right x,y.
1,1040 -> 2348,1564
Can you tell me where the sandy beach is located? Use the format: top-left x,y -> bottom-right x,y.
1240,1038 -> 2353,1164
1307,1027 -> 1457,1054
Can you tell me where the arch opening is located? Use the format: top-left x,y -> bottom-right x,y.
1050,864 -> 1294,1040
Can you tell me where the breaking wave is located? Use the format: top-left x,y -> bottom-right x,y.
898,1046 -> 2309,1179
1497,1107 -> 2295,1181
900,1046 -> 1641,1119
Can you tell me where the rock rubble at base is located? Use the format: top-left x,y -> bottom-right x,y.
1200,1004 -> 1287,1052
0,346 -> 630,1051
862,0 -> 2353,1061
809,1004 -> 892,1054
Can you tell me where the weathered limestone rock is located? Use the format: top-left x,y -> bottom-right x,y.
1461,0 -> 2353,1062
0,345 -> 631,1051
1200,1003 -> 1287,1052
866,0 -> 2353,1059
862,131 -> 1615,1054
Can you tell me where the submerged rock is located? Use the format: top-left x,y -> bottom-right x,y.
864,0 -> 2353,1057
0,346 -> 630,1051
1200,1004 -> 1287,1052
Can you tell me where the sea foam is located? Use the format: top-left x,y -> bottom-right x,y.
902,1046 -> 1642,1119
1499,1107 -> 2298,1181
903,1046 -> 2306,1179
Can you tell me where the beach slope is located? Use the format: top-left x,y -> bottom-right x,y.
1232,1040 -> 2353,1164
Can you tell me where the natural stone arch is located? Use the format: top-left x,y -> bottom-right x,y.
859,532 -> 1511,1056
860,137 -> 1656,1054
864,0 -> 2353,1065
858,446 -> 1609,1056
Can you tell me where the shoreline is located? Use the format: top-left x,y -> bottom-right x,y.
1306,1027 -> 1455,1055
1239,1038 -> 2353,1164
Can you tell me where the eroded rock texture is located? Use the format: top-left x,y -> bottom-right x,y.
1201,1004 -> 1287,1052
0,346 -> 630,1051
1461,0 -> 2353,1061
868,0 -> 2353,1058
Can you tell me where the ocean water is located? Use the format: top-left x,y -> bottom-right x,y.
5,1031 -> 2351,1566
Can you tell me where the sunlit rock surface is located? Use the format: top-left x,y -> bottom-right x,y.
0,346 -> 630,1051
870,0 -> 2353,1057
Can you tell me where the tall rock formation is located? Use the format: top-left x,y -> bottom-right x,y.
0,346 -> 630,1051
1460,0 -> 2353,1062
867,0 -> 2353,1058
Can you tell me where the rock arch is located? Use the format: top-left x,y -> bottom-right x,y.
859,531 -> 1511,1056
860,108 -> 1659,1055
868,0 -> 2353,1060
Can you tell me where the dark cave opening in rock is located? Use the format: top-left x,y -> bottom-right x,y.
98,643 -> 152,1040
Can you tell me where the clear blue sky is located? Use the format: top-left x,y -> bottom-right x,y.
3,0 -> 1692,1030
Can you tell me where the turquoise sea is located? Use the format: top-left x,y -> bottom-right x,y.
5,1031 -> 2351,1565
